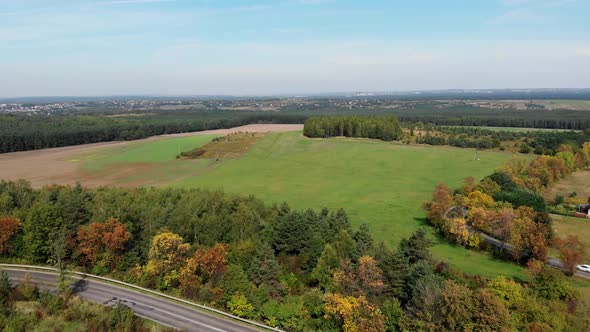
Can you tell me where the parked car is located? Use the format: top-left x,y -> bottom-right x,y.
576,264 -> 590,273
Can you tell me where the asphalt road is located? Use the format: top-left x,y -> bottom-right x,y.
472,227 -> 590,279
2,268 -> 263,332
447,208 -> 590,280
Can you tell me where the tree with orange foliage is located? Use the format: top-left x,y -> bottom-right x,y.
526,156 -> 569,188
0,217 -> 21,255
574,151 -> 587,170
423,184 -> 453,228
357,256 -> 384,296
492,207 -> 515,241
183,243 -> 228,282
333,259 -> 359,296
554,235 -> 586,276
509,210 -> 549,263
179,243 -> 228,299
467,207 -> 495,234
324,293 -> 386,332
76,218 -> 131,270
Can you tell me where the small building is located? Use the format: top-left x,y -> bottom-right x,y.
576,204 -> 590,219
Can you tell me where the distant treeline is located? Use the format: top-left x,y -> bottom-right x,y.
2,104 -> 590,153
0,111 -> 304,153
284,104 -> 590,130
417,126 -> 590,154
390,107 -> 590,130
303,116 -> 402,141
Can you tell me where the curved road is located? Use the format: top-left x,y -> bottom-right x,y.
446,207 -> 590,279
468,226 -> 590,279
1,268 -> 265,332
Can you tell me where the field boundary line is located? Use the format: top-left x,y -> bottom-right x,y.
0,263 -> 283,332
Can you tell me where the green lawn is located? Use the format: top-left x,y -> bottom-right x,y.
160,132 -> 527,279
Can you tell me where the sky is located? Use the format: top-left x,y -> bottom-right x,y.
0,0 -> 589,97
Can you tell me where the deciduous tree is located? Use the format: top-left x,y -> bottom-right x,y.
324,293 -> 386,332
76,218 -> 131,270
0,217 -> 21,255
146,231 -> 191,277
423,184 -> 453,227
554,235 -> 586,276
436,280 -> 473,331
357,256 -> 384,296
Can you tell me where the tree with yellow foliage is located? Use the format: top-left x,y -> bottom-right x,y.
145,231 -> 191,288
465,191 -> 495,209
324,293 -> 385,332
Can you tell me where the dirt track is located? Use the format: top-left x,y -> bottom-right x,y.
0,124 -> 303,187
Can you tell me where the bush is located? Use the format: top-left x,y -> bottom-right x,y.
109,302 -> 137,331
493,189 -> 547,212
554,194 -> 565,205
519,144 -> 532,154
39,292 -> 65,315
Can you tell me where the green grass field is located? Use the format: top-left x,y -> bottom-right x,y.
83,134 -> 221,172
84,131 -> 528,279
552,215 -> 590,262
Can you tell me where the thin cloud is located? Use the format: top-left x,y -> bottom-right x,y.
295,0 -> 336,4
543,0 -> 578,8
490,8 -> 545,24
502,0 -> 533,6
492,0 -> 579,24
95,0 -> 176,5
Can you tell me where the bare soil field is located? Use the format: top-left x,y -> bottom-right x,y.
0,124 -> 303,187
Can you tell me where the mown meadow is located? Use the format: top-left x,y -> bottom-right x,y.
84,131 -> 528,278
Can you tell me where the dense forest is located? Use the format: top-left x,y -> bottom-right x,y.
303,116 -> 403,141
0,181 -> 588,331
284,104 -> 590,130
391,106 -> 590,130
0,110 -> 305,153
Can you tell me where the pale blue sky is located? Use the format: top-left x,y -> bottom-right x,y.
1,0 -> 589,97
